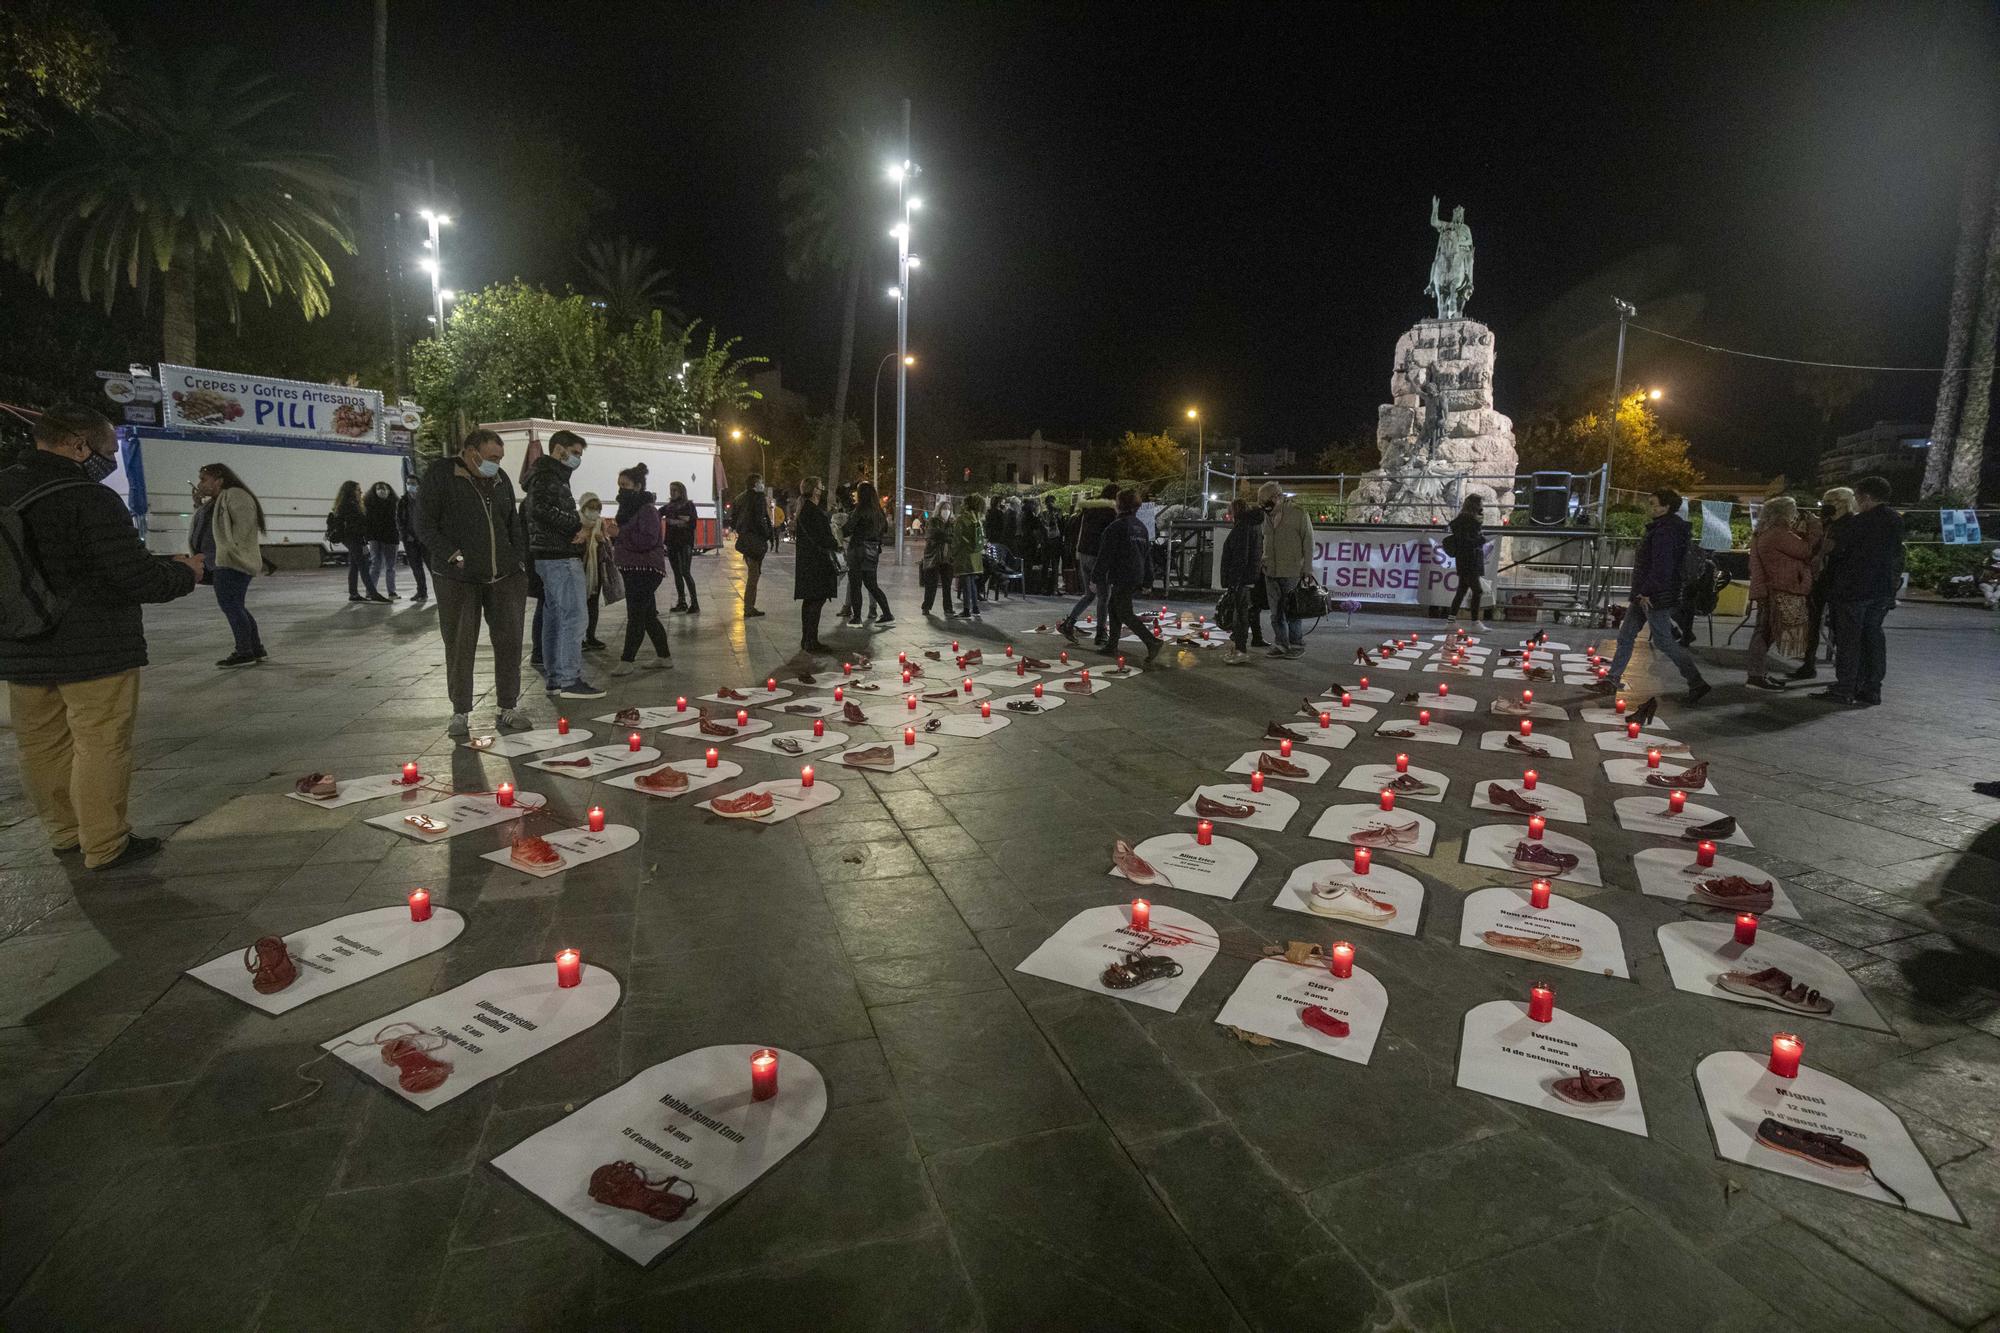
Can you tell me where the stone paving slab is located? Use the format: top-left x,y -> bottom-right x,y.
0,561 -> 1996,1329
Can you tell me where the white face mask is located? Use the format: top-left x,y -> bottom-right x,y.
476,459 -> 500,478
753,482 -> 765,493
561,451 -> 583,471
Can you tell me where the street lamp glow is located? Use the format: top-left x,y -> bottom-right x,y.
908,197 -> 923,210
418,257 -> 439,275
729,428 -> 743,441
1186,407 -> 1199,420
889,222 -> 909,240
904,355 -> 916,366
885,164 -> 905,182
907,255 -> 921,269
1648,387 -> 1663,400
439,289 -> 455,302
887,286 -> 902,300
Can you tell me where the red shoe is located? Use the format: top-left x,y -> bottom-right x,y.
711,789 -> 778,819
1486,783 -> 1546,814
1258,751 -> 1308,778
842,700 -> 869,725
1299,1005 -> 1350,1038
374,1022 -> 452,1092
1504,735 -> 1551,758
1195,794 -> 1256,820
509,834 -> 564,870
1552,1069 -> 1625,1106
588,1161 -> 698,1222
1646,762 -> 1710,790
614,707 -> 642,725
1113,838 -> 1172,888
635,765 -> 689,792
293,772 -> 338,799
244,936 -> 299,993
1350,819 -> 1419,848
697,709 -> 736,737
1689,875 -> 1775,911
1511,841 -> 1578,874
717,687 -> 749,701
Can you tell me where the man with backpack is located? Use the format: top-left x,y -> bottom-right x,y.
1588,487 -> 1712,705
0,405 -> 201,870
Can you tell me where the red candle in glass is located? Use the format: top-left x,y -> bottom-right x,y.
1523,769 -> 1539,790
842,662 -> 852,675
834,685 -> 844,702
1080,668 -> 1091,683
628,731 -> 643,752
1060,650 -> 1069,663
1696,839 -> 1716,867
1330,941 -> 1355,978
962,677 -> 973,694
1279,738 -> 1294,757
587,805 -> 605,833
1395,752 -> 1410,773
1250,770 -> 1266,793
1735,912 -> 1758,945
676,696 -> 687,712
555,948 -> 582,988
1521,690 -> 1535,707
1353,847 -> 1371,875
751,1047 -> 779,1101
557,718 -> 570,735
737,709 -> 750,727
951,640 -> 959,652
1615,697 -> 1627,715
1117,655 -> 1127,669
1528,983 -> 1555,1023
1379,788 -> 1396,811
408,888 -> 432,922
766,677 -> 778,692
1626,720 -> 1641,740
1340,691 -> 1352,708
402,761 -> 420,785
1196,819 -> 1213,845
902,669 -> 912,685
1646,748 -> 1661,769
1437,682 -> 1449,697
898,651 -> 908,664
1596,666 -> 1609,679
1017,660 -> 1027,676
1668,789 -> 1687,815
905,694 -> 917,712
801,765 -> 814,788
813,718 -> 825,737
1034,683 -> 1044,698
496,782 -> 515,807
1769,1032 -> 1802,1079
1528,815 -> 1546,840
1529,879 -> 1551,909
1418,709 -> 1431,727
904,726 -> 915,746
1318,711 -> 1331,729
1005,645 -> 1014,657
981,701 -> 992,719
705,747 -> 718,768
1519,719 -> 1534,736
1131,898 -> 1151,931
1359,675 -> 1370,689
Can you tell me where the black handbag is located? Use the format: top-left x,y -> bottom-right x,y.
1284,575 -> 1330,619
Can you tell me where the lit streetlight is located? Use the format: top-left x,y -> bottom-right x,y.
1185,406 -> 1207,514
885,98 -> 917,559
418,209 -> 452,330
873,352 -> 917,489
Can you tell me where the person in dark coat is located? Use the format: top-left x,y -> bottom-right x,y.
662,481 -> 700,613
415,428 -> 533,737
363,480 -> 403,599
522,428 -> 602,699
1445,494 -> 1489,630
842,480 -> 894,627
1094,488 -> 1163,665
0,405 -> 201,869
328,480 -> 381,602
1815,474 -> 1903,706
1058,484 -> 1119,645
792,477 -> 840,654
396,481 -> 429,601
731,472 -> 774,617
1590,487 -> 1710,704
1220,499 -> 1265,663
610,463 -> 672,674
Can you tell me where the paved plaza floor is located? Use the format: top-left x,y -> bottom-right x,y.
2,553 -> 1997,1332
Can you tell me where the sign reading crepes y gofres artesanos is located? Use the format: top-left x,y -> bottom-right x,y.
159,364 -> 388,446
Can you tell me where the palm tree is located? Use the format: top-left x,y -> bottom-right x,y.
1947,172 -> 2000,499
1,46 -> 356,364
1923,145 -> 1993,495
779,128 -> 879,482
578,236 -> 682,328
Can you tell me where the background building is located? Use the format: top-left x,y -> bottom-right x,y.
971,430 -> 1081,486
1817,421 -> 1931,498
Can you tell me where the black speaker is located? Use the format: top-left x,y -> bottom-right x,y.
1529,472 -> 1569,526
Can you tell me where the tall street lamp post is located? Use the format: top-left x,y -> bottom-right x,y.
887,99 -> 919,560
874,352 -> 916,493
1186,406 -> 1204,513
420,209 -> 452,330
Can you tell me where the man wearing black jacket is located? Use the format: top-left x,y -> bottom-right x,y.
416,428 -> 534,737
523,429 -> 603,700
1058,483 -> 1119,646
731,473 -> 773,617
0,405 -> 200,869
1590,488 -> 1711,704
1815,474 -> 1903,706
1095,488 -> 1163,666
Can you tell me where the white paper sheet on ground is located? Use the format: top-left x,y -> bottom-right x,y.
1657,922 -> 1887,1031
1307,804 -> 1438,857
1602,758 -> 1716,794
765,698 -> 844,719
1428,633 -> 1484,643
470,727 -> 592,757
1374,719 -> 1462,747
1458,999 -> 1647,1137
595,706 -> 703,728
1421,663 -> 1487,678
834,740 -> 937,773
1395,692 -> 1475,713
481,823 -> 640,878
187,905 -> 466,1015
1429,642 -> 1491,656
1488,668 -> 1564,684
1110,833 -> 1256,900
1098,664 -> 1149,679
1614,795 -> 1750,847
790,671 -> 884,692
284,772 -> 444,810
924,712 -> 1012,739
1593,730 -> 1691,757
1579,707 -> 1670,730
1272,859 -> 1423,937
1315,685 -> 1395,705
1632,847 -> 1801,919
971,668 -> 1041,688
1357,656 -> 1411,671
735,729 -> 849,757
365,791 -> 543,842
490,1044 -> 827,1266
914,685 -> 994,705
527,745 -> 662,780
657,716 -> 774,742
989,693 -> 1065,716
1015,902 -> 1218,1013
324,960 -> 620,1110
841,699 -> 941,726
1225,748 -> 1331,784
1470,778 -> 1587,825
822,678 -> 896,696
1464,823 -> 1603,886
1055,676 -> 1114,697
695,778 -> 840,824
1277,720 -> 1355,750
697,686 -> 794,705
1460,886 -> 1630,978
1307,701 -> 1379,723
1488,701 -> 1569,722
1337,762 -> 1450,804
1173,782 -> 1299,832
1694,1051 -> 1957,1221
1479,731 -> 1575,761
1013,656 -> 1080,674
1215,958 -> 1388,1065
602,758 -> 742,800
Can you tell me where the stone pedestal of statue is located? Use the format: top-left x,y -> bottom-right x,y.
1355,319 -> 1518,524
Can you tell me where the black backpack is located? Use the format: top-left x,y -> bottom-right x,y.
0,475 -> 96,639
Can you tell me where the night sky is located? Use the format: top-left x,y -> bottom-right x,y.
92,1 -> 2000,477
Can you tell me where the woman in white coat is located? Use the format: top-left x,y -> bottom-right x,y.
192,463 -> 268,666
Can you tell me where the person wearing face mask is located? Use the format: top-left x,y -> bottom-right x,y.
523,429 -> 604,699
730,472 -> 773,617
362,480 -> 403,599
396,478 -> 429,602
791,476 -> 840,653
0,405 -> 201,870
610,464 -> 672,673
661,479 -> 700,613
190,463 -> 268,667
1258,482 -> 1313,658
328,480 -> 381,602
577,490 -> 610,651
415,428 -> 534,737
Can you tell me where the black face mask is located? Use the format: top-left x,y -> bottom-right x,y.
82,451 -> 117,482
1261,501 -> 1276,513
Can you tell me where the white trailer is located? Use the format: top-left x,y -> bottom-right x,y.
482,419 -> 725,549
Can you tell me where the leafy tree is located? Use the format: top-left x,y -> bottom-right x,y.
578,236 -> 683,328
779,127 -> 880,482
1516,392 -> 1701,495
0,46 -> 357,363
0,1 -> 114,147
1316,426 -> 1379,477
1112,431 -> 1185,483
